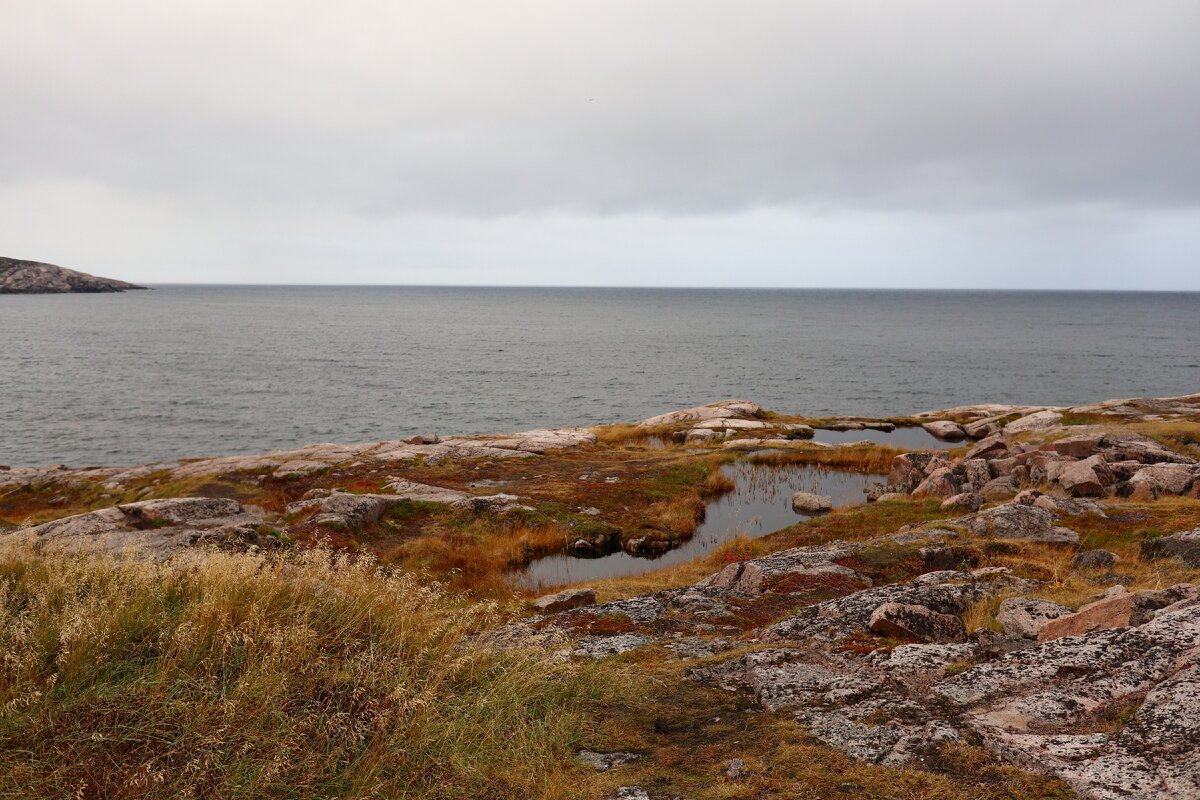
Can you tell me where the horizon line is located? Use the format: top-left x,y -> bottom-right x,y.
121,282 -> 1200,293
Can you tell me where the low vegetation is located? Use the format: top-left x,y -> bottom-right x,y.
0,544 -> 632,800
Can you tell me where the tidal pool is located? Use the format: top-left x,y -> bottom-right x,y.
516,460 -> 880,589
811,426 -> 961,449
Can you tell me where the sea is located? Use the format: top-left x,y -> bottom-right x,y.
2,286 -> 1198,467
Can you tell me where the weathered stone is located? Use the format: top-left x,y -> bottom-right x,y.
868,603 -> 967,643
961,458 -> 993,490
697,542 -> 866,594
887,453 -> 950,493
1032,495 -> 1106,517
1049,434 -> 1105,459
1140,529 -> 1200,567
965,435 -> 1009,460
921,420 -> 966,441
941,492 -> 984,512
577,749 -> 639,771
979,476 -> 1019,501
920,546 -> 981,572
1003,410 -> 1064,434
913,467 -> 961,499
988,456 -> 1018,476
1037,586 -> 1197,642
7,498 -> 274,559
604,788 -> 650,800
1071,549 -> 1118,571
533,588 -> 596,614
965,503 -> 1079,544
1056,455 -> 1115,497
286,492 -> 407,529
120,497 -> 241,524
792,491 -> 833,513
573,633 -> 650,659
963,416 -> 1007,440
637,399 -> 763,428
1127,463 -> 1196,499
996,597 -> 1071,639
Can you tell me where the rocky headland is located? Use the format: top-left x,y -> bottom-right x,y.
0,255 -> 147,293
2,393 -> 1200,799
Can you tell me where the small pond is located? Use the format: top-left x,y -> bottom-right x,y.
811,426 -> 961,449
515,460 -> 880,589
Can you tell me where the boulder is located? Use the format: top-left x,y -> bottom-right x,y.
1031,495 -> 1105,517
1048,434 -> 1105,459
287,492 -> 410,528
684,428 -> 723,443
996,597 -> 1071,639
921,420 -> 966,442
987,456 -> 1018,476
979,476 -> 1019,501
791,492 -> 833,513
960,458 -> 992,489
920,546 -> 981,572
913,467 -> 961,499
1037,585 -> 1198,641
965,504 -> 1079,544
1141,529 -> 1200,567
1070,549 -> 1117,571
1128,463 -> 1196,499
941,492 -> 984,512
963,416 -> 1006,440
533,588 -> 596,614
965,435 -> 1008,461
1002,410 -> 1064,434
887,453 -> 950,493
1055,455 -> 1114,497
697,543 -> 868,595
869,602 -> 967,643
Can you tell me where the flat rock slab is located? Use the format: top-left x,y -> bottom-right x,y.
963,503 -> 1080,544
637,399 -> 763,428
533,588 -> 596,614
6,497 -> 274,559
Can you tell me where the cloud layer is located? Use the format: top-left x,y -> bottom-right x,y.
2,1 -> 1199,287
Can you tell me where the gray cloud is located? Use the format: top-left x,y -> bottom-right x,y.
1,2 -> 1199,286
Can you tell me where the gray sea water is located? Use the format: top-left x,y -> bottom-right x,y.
2,286 -> 1198,467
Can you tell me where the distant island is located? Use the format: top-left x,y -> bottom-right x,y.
0,256 -> 147,294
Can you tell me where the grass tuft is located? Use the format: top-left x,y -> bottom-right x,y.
0,543 -> 629,800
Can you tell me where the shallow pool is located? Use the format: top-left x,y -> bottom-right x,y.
515,460 -> 880,589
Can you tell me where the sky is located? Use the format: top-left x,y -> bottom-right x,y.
2,1 -> 1199,289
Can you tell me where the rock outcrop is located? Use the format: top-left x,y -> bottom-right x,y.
0,256 -> 146,294
5,498 -> 277,558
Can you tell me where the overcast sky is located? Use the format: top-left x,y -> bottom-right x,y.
3,1 -> 1199,288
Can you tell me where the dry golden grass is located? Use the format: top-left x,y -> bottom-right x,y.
589,423 -> 676,447
746,445 -> 902,473
0,543 -> 632,800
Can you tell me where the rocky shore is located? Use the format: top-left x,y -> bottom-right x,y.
2,393 -> 1199,799
0,256 -> 146,293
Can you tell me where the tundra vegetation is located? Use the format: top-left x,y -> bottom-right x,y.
1,395 -> 1199,798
